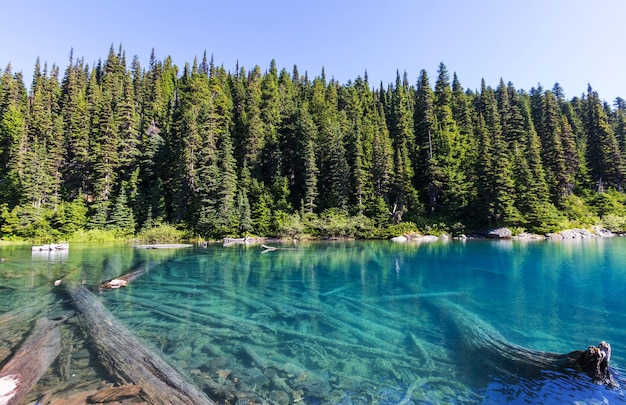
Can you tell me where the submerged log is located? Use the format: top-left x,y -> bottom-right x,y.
99,261 -> 152,290
86,384 -> 143,403
63,282 -> 215,405
430,298 -> 619,387
0,317 -> 62,405
578,341 -> 616,387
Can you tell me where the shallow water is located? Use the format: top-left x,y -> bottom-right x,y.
1,239 -> 625,404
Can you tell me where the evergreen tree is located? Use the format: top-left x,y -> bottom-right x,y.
477,82 -> 517,225
60,52 -> 90,200
428,63 -> 468,217
260,60 -> 283,191
370,104 -> 394,199
4,49 -> 626,239
108,189 -> 135,235
583,86 -> 625,191
293,102 -> 319,212
540,91 -> 569,204
236,189 -> 252,234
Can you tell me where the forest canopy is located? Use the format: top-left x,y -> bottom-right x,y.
2,45 -> 626,241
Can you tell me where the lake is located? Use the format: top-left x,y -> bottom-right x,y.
1,238 -> 625,404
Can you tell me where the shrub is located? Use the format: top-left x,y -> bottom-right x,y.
382,222 -> 420,239
273,211 -> 305,239
561,194 -> 599,226
136,222 -> 185,243
66,229 -> 122,243
601,214 -> 626,233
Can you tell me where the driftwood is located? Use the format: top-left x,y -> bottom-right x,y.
0,317 -> 62,405
63,282 -> 215,405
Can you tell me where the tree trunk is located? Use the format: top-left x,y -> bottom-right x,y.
0,318 -> 62,405
63,282 -> 215,405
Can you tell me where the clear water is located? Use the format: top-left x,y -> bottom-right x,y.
1,239 -> 625,404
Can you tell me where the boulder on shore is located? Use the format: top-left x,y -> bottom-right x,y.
546,227 -> 614,240
486,228 -> 512,239
390,233 -> 439,243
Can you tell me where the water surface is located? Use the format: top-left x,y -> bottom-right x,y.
1,239 -> 625,404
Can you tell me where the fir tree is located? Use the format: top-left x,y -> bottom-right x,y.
583,86 -> 625,191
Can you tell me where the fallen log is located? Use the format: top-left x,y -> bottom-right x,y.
430,298 -> 619,387
62,282 -> 215,405
260,244 -> 297,253
99,261 -> 152,290
261,244 -> 277,253
86,384 -> 143,403
0,317 -> 62,405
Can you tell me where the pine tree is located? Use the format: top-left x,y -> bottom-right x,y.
612,97 -> 626,158
583,86 -> 625,191
242,66 -> 264,177
108,188 -> 135,235
412,69 -> 435,203
0,65 -> 28,208
428,63 -> 468,217
540,91 -> 569,204
477,82 -> 517,225
292,102 -> 319,212
371,104 -> 394,199
216,129 -> 239,234
60,52 -> 90,200
236,189 -> 252,234
260,60 -> 283,192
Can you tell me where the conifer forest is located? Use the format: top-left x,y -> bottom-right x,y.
2,46 -> 626,241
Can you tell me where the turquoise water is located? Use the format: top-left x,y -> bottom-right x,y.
1,239 -> 625,404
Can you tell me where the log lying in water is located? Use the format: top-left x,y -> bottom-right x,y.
99,261 -> 152,289
63,282 -> 215,405
0,317 -> 62,405
87,384 -> 143,403
430,298 -> 618,387
577,341 -> 617,387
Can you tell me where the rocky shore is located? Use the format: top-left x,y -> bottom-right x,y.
391,226 -> 616,242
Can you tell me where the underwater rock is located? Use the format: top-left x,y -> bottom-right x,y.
292,369 -> 331,398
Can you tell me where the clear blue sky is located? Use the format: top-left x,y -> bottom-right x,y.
2,0 -> 625,103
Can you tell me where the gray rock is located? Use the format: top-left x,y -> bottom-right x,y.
486,227 -> 512,239
546,228 -> 603,239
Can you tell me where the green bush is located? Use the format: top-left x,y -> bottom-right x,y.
592,190 -> 626,217
0,204 -> 56,242
66,229 -> 122,243
523,202 -> 568,234
301,209 -> 375,239
273,211 -> 306,239
561,194 -> 599,226
601,214 -> 626,233
381,222 -> 420,239
136,222 -> 185,243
